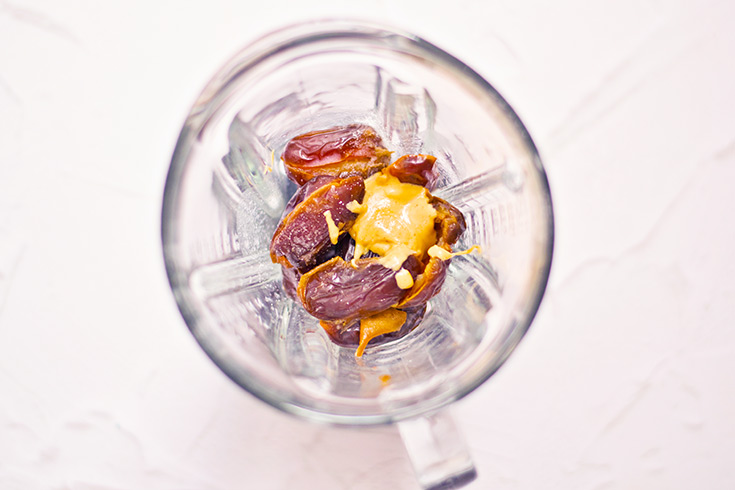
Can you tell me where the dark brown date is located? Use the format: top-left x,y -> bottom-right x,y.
397,256 -> 450,308
432,196 -> 467,247
297,255 -> 422,321
270,175 -> 364,272
280,233 -> 352,300
319,304 -> 427,347
282,124 -> 392,185
386,154 -> 437,188
282,175 -> 336,216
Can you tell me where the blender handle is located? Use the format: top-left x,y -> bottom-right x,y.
398,409 -> 477,489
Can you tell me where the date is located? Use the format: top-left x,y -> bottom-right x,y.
397,256 -> 449,308
386,154 -> 437,188
319,304 -> 427,348
270,175 -> 364,272
432,196 -> 467,248
282,124 -> 392,185
297,255 -> 422,321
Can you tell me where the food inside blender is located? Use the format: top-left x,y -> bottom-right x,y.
270,124 -> 474,356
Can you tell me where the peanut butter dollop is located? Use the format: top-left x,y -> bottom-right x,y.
348,171 -> 438,272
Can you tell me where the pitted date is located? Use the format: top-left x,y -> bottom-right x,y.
398,256 -> 449,308
280,234 -> 352,300
432,196 -> 466,247
270,175 -> 364,272
319,304 -> 427,347
282,174 -> 336,216
297,255 -> 422,321
282,124 -> 392,185
387,154 -> 437,188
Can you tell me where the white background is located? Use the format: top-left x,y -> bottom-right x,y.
1,1 -> 734,489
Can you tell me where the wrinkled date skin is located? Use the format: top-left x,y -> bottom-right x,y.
271,125 -> 468,353
387,154 -> 438,189
282,175 -> 337,216
320,304 -> 427,347
280,234 -> 352,301
282,124 -> 392,185
270,175 -> 364,272
432,196 -> 467,247
398,257 -> 449,309
297,255 -> 422,321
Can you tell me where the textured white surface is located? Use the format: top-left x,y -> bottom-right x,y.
1,1 -> 734,489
